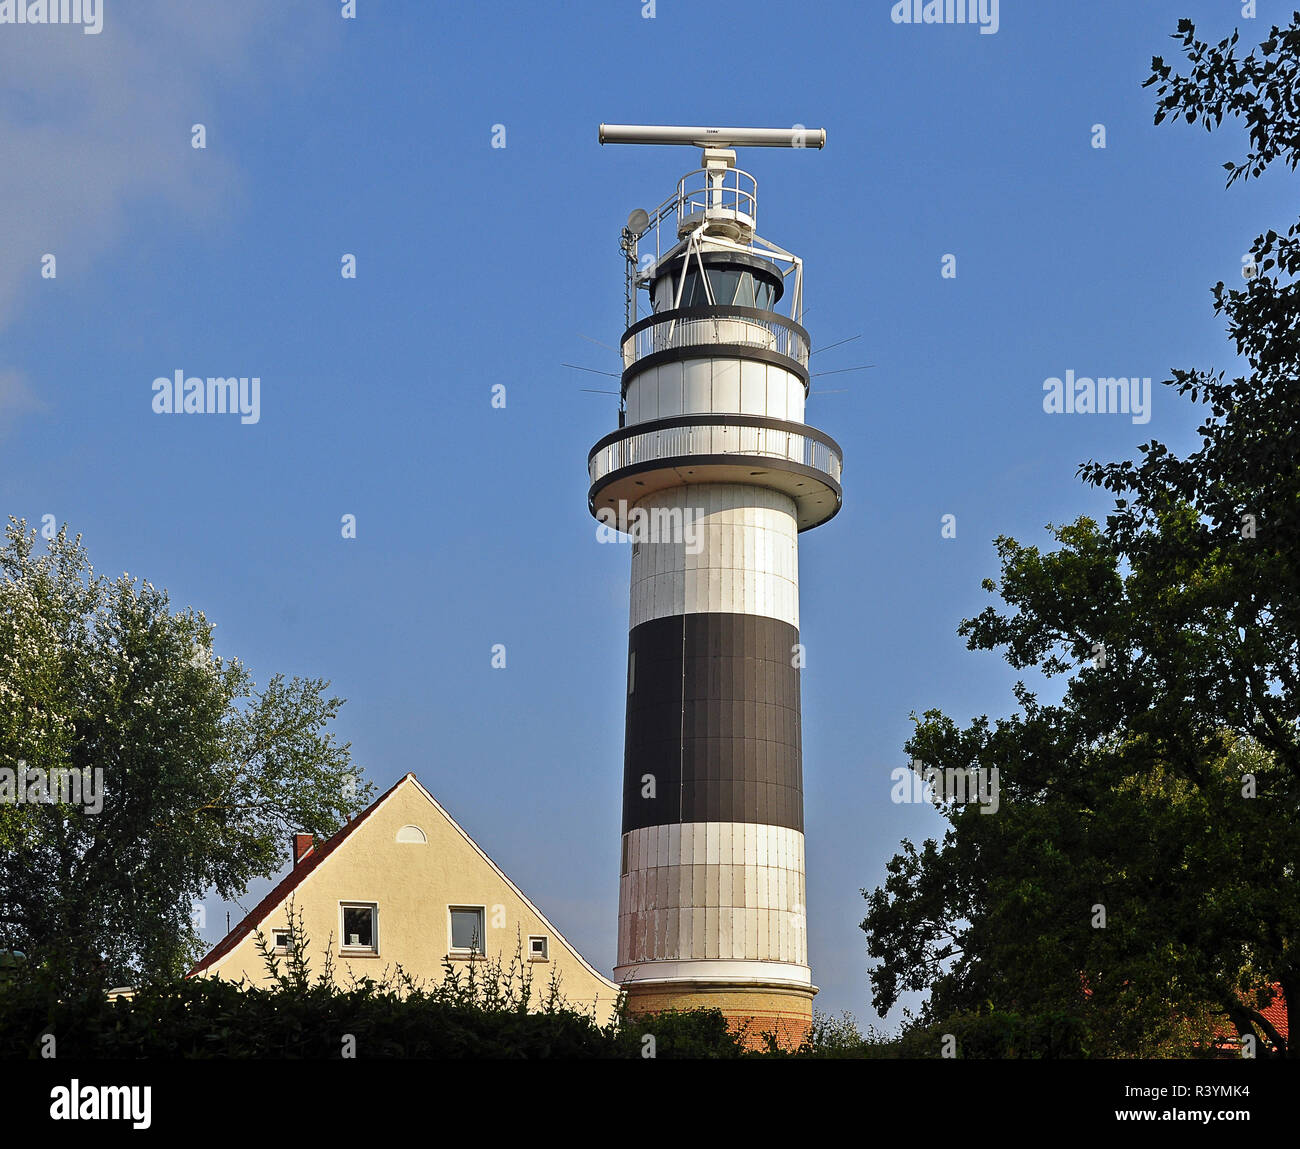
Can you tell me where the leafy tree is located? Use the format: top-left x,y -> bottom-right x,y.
0,519 -> 372,983
863,14 -> 1300,1057
1080,14 -> 1300,786
866,672 -> 1293,1055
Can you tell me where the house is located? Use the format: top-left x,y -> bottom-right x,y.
188,773 -> 621,1024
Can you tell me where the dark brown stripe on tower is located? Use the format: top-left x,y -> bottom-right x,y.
622,612 -> 803,834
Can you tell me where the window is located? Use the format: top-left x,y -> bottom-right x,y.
708,268 -> 741,306
272,929 -> 291,952
528,936 -> 549,961
627,650 -> 636,696
340,903 -> 378,953
450,906 -> 486,955
733,272 -> 756,309
678,270 -> 701,307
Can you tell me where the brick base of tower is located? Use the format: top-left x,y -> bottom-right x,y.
621,980 -> 816,1051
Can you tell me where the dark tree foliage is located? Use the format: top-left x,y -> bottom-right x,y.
0,520 -> 373,983
862,15 -> 1300,1058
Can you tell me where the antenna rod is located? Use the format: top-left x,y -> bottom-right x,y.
599,124 -> 826,149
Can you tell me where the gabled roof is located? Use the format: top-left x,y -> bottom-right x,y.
187,772 -> 407,976
403,773 -> 618,992
188,772 -> 618,992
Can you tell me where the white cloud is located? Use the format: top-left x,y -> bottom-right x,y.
0,0 -> 327,435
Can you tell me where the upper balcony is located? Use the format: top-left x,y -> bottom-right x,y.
621,306 -> 811,390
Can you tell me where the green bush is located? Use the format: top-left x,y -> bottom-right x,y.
0,974 -> 771,1060
889,1008 -> 1093,1059
0,906 -> 759,1059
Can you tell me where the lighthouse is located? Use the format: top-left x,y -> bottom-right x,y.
588,125 -> 843,1044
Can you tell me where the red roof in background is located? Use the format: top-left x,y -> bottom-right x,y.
186,773 -> 410,977
1210,985 -> 1290,1051
1083,972 -> 1287,1051
1259,992 -> 1288,1042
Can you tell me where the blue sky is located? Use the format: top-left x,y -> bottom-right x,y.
1,0 -> 1292,1025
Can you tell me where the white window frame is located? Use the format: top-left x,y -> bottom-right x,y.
448,904 -> 487,957
528,935 -> 549,961
271,928 -> 291,952
339,901 -> 379,955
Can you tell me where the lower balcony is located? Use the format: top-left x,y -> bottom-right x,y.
588,414 -> 843,532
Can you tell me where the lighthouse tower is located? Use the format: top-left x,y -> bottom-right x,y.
588,125 -> 843,1044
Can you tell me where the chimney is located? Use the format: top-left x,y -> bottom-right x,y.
292,833 -> 314,867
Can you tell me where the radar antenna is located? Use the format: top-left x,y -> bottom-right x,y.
599,124 -> 826,329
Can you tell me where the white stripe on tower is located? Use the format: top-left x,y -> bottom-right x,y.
629,485 -> 799,631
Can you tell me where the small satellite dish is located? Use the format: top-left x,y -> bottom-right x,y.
627,208 -> 650,234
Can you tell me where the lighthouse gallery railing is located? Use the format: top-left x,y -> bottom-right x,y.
589,416 -> 842,488
621,306 -> 811,373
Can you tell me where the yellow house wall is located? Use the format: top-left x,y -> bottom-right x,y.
197,778 -> 621,1025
